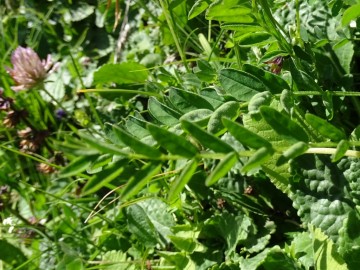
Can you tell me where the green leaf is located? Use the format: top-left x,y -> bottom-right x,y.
243,64 -> 290,94
112,125 -> 162,158
207,101 -> 240,136
125,116 -> 151,139
59,155 -> 97,178
332,140 -> 350,162
277,142 -> 309,166
206,0 -> 256,23
248,91 -> 272,115
147,123 -> 198,158
242,147 -> 274,173
289,60 -> 322,92
179,109 -> 213,127
0,240 -> 27,267
206,152 -> 238,186
311,225 -> 348,270
260,106 -> 309,142
235,32 -> 275,47
219,69 -> 265,101
126,204 -> 159,248
121,162 -> 162,201
342,3 -> 360,25
181,120 -> 234,153
305,113 -> 346,141
93,62 -> 148,85
82,160 -> 127,195
222,23 -> 263,33
189,0 -> 211,19
222,118 -> 272,149
168,159 -> 199,202
259,50 -> 288,63
148,97 -> 181,126
168,88 -> 214,113
79,133 -> 129,156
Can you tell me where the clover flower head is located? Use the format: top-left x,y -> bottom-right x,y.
6,46 -> 58,91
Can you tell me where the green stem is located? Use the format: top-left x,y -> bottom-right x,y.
158,0 -> 189,72
277,91 -> 360,97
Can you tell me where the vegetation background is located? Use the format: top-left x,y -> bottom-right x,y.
1,0 -> 360,269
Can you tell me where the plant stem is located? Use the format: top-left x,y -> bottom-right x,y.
158,0 -> 190,72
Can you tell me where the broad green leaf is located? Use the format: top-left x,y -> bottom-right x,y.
222,118 -> 272,149
199,88 -> 226,108
179,109 -> 213,127
82,160 -> 127,195
206,152 -> 238,186
243,64 -> 290,94
137,198 -> 175,245
280,89 -> 294,114
248,91 -> 272,115
276,142 -> 309,166
148,97 -> 180,126
59,155 -> 97,178
168,88 -> 214,113
188,0 -> 211,19
332,140 -> 350,162
157,251 -> 190,269
126,204 -> 159,248
181,120 -> 234,153
206,0 -> 256,23
147,123 -> 198,158
93,62 -> 148,85
260,106 -> 309,142
219,69 -> 265,101
112,125 -> 162,158
311,226 -> 348,270
121,162 -> 162,201
168,159 -> 198,202
342,3 -> 360,26
235,32 -> 275,47
168,235 -> 197,253
125,116 -> 151,139
207,101 -> 240,136
305,113 -> 346,141
242,147 -> 274,173
0,240 -> 27,267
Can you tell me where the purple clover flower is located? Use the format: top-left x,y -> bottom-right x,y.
6,46 -> 59,91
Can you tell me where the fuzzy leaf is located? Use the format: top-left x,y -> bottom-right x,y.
207,101 -> 240,136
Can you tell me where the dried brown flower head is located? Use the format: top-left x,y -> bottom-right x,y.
36,162 -> 56,174
3,110 -> 27,128
6,46 -> 58,91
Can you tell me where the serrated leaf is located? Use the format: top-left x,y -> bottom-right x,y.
219,69 -> 265,101
305,113 -> 346,142
260,106 -> 309,142
277,142 -> 309,166
242,147 -> 274,173
206,152 -> 238,186
243,64 -> 290,94
112,125 -> 161,158
181,120 -> 234,153
93,62 -> 148,85
168,159 -> 198,202
207,101 -> 240,136
147,123 -> 198,158
148,97 -> 181,126
222,118 -> 272,149
121,162 -> 161,201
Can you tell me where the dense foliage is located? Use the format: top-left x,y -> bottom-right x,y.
1,0 -> 360,269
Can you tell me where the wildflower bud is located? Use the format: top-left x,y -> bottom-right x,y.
6,46 -> 59,91
55,109 -> 67,120
37,163 -> 56,174
0,91 -> 13,111
265,56 -> 284,74
17,127 -> 32,138
3,110 -> 27,128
